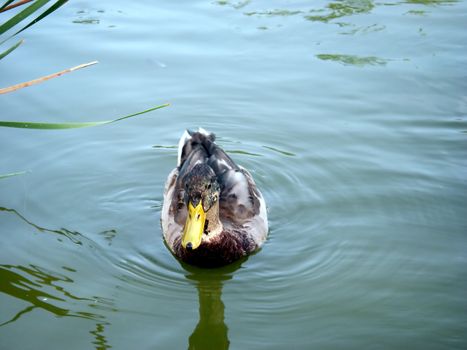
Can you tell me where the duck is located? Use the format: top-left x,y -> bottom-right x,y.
161,128 -> 268,267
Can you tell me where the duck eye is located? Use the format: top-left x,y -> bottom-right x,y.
207,183 -> 211,190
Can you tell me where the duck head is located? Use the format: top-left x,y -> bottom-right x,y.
182,163 -> 220,251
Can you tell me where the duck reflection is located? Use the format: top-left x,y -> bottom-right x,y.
188,276 -> 229,350
182,259 -> 244,350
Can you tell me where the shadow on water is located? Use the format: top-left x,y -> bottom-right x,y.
0,206 -> 113,350
181,259 -> 246,350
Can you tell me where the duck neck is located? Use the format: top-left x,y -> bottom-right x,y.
205,200 -> 223,238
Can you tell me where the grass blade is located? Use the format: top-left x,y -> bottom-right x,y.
12,0 -> 68,37
0,171 -> 26,179
0,121 -> 107,129
0,103 -> 170,129
0,60 -> 98,94
109,104 -> 170,124
0,38 -> 23,59
0,0 -> 50,36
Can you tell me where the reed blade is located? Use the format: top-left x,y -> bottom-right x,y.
12,0 -> 68,37
0,0 -> 51,36
0,103 -> 170,129
0,38 -> 23,60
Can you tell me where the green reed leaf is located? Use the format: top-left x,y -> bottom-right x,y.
0,0 -> 50,36
0,103 -> 170,129
0,121 -> 106,129
12,0 -> 68,37
0,38 -> 23,60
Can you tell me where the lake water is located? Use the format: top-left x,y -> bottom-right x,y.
1,0 -> 467,349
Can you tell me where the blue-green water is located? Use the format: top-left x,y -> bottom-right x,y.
1,1 -> 467,349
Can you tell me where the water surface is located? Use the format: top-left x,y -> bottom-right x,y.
1,0 -> 466,349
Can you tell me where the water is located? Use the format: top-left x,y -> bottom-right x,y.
1,0 -> 466,349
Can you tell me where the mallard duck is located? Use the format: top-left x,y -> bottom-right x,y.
161,128 -> 268,267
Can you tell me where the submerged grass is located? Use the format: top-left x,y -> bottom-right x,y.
0,171 -> 27,179
316,53 -> 389,66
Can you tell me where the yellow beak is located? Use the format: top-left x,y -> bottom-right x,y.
182,201 -> 206,250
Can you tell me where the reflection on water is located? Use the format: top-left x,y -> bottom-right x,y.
0,264 -> 112,349
0,207 -> 85,246
226,149 -> 262,157
0,206 -> 118,247
339,23 -> 386,35
153,142 -> 295,158
221,0 -> 457,21
90,323 -> 112,350
405,9 -> 429,15
220,0 -> 376,23
0,264 -> 95,325
316,53 -> 389,67
72,8 -> 122,28
262,145 -> 296,157
217,0 -> 251,10
214,0 -> 455,67
73,17 -> 100,25
242,0 -> 375,23
215,0 -> 459,69
405,0 -> 458,4
188,277 -> 229,350
99,229 -> 117,246
183,260 -> 245,350
0,207 -> 114,349
244,9 -> 303,16
305,0 -> 375,23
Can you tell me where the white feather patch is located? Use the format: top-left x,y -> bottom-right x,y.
177,130 -> 191,167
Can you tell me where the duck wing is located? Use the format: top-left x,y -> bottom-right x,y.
218,166 -> 262,225
191,134 -> 261,225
